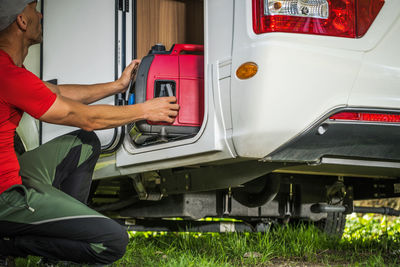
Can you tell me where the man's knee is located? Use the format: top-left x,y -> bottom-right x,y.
74,130 -> 101,158
92,221 -> 129,264
106,226 -> 129,262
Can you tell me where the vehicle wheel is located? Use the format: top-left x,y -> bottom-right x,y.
315,212 -> 346,238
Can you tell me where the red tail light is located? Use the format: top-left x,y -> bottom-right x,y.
329,112 -> 400,123
252,0 -> 384,38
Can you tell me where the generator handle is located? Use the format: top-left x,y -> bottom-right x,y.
171,44 -> 204,55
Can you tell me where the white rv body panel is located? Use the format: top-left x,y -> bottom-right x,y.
229,0 -> 400,159
41,0 -> 117,147
348,7 -> 400,108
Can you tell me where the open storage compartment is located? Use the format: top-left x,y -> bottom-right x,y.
129,0 -> 205,147
136,0 -> 204,59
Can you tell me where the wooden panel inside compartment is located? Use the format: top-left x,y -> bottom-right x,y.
136,0 -> 204,59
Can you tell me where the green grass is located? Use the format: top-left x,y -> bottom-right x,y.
15,215 -> 400,267
115,214 -> 400,267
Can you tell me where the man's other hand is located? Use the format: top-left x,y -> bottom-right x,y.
143,96 -> 180,124
116,59 -> 141,93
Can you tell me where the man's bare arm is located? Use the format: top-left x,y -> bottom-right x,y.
40,95 -> 179,131
44,81 -> 124,105
43,60 -> 140,104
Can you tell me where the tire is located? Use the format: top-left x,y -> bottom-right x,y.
316,212 -> 347,238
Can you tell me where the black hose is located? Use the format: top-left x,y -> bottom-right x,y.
311,203 -> 400,216
353,206 -> 400,216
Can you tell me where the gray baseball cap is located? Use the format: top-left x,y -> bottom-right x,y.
0,0 -> 36,32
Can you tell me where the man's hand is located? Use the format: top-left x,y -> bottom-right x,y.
142,96 -> 180,124
116,59 -> 141,93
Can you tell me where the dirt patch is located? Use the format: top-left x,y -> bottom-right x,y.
266,258 -> 341,267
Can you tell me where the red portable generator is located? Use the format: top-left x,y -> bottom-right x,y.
128,44 -> 204,146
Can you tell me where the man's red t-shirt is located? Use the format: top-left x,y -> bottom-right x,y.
0,50 -> 57,194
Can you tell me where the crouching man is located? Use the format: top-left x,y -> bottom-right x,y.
0,0 -> 179,265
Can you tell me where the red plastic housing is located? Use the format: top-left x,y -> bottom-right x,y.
146,44 -> 204,127
330,112 -> 400,123
252,0 -> 384,38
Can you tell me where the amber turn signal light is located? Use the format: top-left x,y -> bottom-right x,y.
236,62 -> 258,80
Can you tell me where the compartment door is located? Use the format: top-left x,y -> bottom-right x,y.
41,0 -> 122,151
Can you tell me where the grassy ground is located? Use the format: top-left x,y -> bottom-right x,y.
114,215 -> 400,267
17,215 -> 400,267
16,214 -> 400,267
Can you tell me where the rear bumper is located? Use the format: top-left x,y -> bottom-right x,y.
266,108 -> 400,177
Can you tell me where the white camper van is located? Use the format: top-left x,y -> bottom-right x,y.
17,0 -> 400,236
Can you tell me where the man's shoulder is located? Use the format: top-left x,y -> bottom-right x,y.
0,59 -> 38,86
0,60 -> 43,106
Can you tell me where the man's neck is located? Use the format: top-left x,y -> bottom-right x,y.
0,35 -> 29,67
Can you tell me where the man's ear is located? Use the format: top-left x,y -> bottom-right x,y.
15,14 -> 28,31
